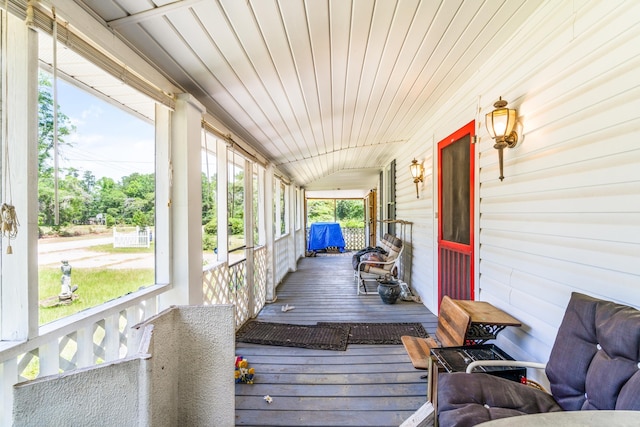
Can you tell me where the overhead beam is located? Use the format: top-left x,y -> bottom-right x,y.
107,0 -> 205,29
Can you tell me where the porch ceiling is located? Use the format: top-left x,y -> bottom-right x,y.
69,0 -> 539,195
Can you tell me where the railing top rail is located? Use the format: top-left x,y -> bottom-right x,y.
203,260 -> 227,273
0,283 -> 170,363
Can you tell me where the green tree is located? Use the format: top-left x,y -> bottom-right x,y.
307,199 -> 365,228
38,72 -> 75,175
38,72 -> 77,226
81,171 -> 96,193
121,173 -> 155,225
336,200 -> 364,223
122,173 -> 154,199
58,174 -> 92,224
202,172 -> 217,225
94,177 -> 126,223
38,74 -> 157,230
228,170 -> 244,236
307,200 -> 334,223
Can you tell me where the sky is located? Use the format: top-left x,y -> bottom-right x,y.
56,80 -> 155,182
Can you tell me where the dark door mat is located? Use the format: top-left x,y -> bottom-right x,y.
318,322 -> 429,345
236,321 -> 350,351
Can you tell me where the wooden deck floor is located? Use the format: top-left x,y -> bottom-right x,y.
235,253 -> 437,426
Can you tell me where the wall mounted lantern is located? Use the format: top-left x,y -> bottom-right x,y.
409,158 -> 424,198
486,97 -> 518,181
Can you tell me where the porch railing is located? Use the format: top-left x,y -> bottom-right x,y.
202,245 -> 267,329
305,226 -> 366,251
342,227 -> 366,250
0,284 -> 168,425
1,245 -> 267,424
274,235 -> 290,286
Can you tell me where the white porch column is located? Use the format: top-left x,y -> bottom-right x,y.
244,159 -> 255,315
0,11 -> 38,341
159,93 -> 205,308
264,164 -> 276,302
257,167 -> 266,249
216,138 -> 228,262
154,104 -> 171,289
287,183 -> 297,272
274,177 -> 282,236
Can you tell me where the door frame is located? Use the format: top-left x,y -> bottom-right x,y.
437,120 -> 476,306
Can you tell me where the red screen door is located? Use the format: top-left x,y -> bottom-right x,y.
438,121 -> 475,304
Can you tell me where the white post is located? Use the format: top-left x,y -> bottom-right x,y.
76,325 -> 94,368
0,11 -> 39,342
257,167 -> 266,248
159,93 -> 205,307
154,104 -> 171,289
287,183 -> 296,272
264,165 -> 276,302
1,359 -> 18,427
244,159 -> 255,316
0,15 -> 38,425
216,137 -> 228,262
274,178 -> 282,237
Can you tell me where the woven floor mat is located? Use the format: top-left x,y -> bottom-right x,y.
317,322 -> 429,345
236,321 -> 350,351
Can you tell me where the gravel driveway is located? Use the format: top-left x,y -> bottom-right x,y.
38,235 -> 154,269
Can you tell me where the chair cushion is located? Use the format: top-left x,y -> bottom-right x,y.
437,373 -> 562,427
545,292 -> 640,411
361,252 -> 385,268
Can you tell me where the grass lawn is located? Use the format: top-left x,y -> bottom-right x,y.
39,267 -> 154,325
30,263 -> 153,380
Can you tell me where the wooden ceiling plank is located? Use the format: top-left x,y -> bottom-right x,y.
372,0 -> 467,146
168,5 -> 297,160
342,0 -> 376,149
64,0 -> 542,189
306,0 -> 335,157
346,0 -> 398,148
360,0 -> 443,146
396,0 -> 536,140
250,0 -> 320,159
218,0 -> 315,161
278,0 -> 326,157
355,0 -> 421,149
328,0 -> 352,155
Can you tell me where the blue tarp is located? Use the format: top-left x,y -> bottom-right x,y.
307,222 -> 346,252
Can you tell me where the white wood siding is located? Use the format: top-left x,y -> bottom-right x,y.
397,0 -> 640,364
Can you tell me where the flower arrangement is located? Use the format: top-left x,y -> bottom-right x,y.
235,355 -> 255,384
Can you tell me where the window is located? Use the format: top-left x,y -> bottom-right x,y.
202,130 -> 218,265
37,35 -> 155,325
228,148 -> 245,262
386,159 -> 396,236
252,163 -> 263,246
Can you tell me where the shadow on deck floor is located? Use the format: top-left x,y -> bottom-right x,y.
235,254 -> 437,427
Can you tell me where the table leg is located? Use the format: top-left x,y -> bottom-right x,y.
427,356 -> 440,427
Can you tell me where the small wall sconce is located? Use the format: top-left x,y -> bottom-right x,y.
486,97 -> 518,181
409,158 -> 424,198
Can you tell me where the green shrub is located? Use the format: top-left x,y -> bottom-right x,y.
203,234 -> 217,251
228,217 -> 243,235
341,219 -> 364,228
204,218 -> 217,235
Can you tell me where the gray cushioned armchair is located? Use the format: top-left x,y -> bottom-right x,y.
436,292 -> 640,427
